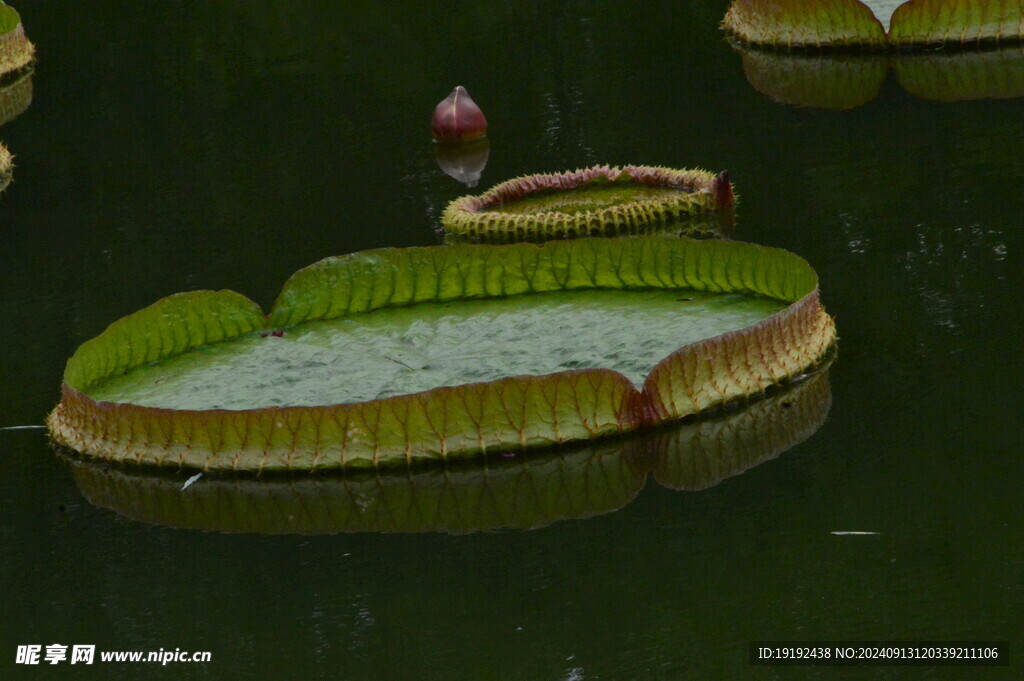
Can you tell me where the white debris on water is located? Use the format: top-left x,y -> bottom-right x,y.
181,472 -> 203,490
831,531 -> 881,535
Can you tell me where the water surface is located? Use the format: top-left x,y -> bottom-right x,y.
1,1 -> 1021,679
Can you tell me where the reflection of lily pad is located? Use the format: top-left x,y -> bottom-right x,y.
442,165 -> 735,242
0,64 -> 30,125
0,3 -> 33,77
894,45 -> 1024,100
724,0 -> 1024,50
737,46 -> 889,108
650,367 -> 832,490
62,366 -> 832,534
733,40 -> 1024,106
48,237 -> 835,471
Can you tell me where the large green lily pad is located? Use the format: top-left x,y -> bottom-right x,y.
64,368 -> 832,534
48,237 -> 836,471
724,0 -> 1024,50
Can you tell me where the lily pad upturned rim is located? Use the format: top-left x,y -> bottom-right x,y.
723,0 -> 1024,52
47,237 -> 836,472
0,142 -> 12,189
441,165 -> 735,242
63,367 -> 832,535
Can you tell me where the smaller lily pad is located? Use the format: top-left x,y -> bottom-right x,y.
442,165 -> 735,242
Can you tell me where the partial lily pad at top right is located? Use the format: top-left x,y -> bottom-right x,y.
724,0 -> 1024,50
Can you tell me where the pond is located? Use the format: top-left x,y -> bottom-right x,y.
1,1 -> 1021,679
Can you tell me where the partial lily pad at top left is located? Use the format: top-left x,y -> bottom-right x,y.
48,237 -> 836,472
0,2 -> 34,77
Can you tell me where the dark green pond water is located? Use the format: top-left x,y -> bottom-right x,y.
1,2 -> 1022,679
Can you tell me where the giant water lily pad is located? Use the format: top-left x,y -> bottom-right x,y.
63,368 -> 832,534
724,0 -> 1024,50
0,3 -> 33,77
441,165 -> 735,242
47,237 -> 835,472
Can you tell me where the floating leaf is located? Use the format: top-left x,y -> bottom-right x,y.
0,2 -> 33,77
442,165 -> 736,243
47,237 -> 835,471
893,44 -> 1024,100
724,0 -> 1024,49
889,0 -> 1024,47
62,367 -> 831,534
723,0 -> 889,50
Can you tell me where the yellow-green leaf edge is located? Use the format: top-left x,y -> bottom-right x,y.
65,367 -> 832,535
724,0 -> 1024,50
47,237 -> 836,472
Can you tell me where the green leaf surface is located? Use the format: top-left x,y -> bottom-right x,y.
0,3 -> 19,35
91,289 -> 784,410
64,290 -> 268,393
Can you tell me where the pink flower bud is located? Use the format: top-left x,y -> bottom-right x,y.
431,86 -> 487,142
